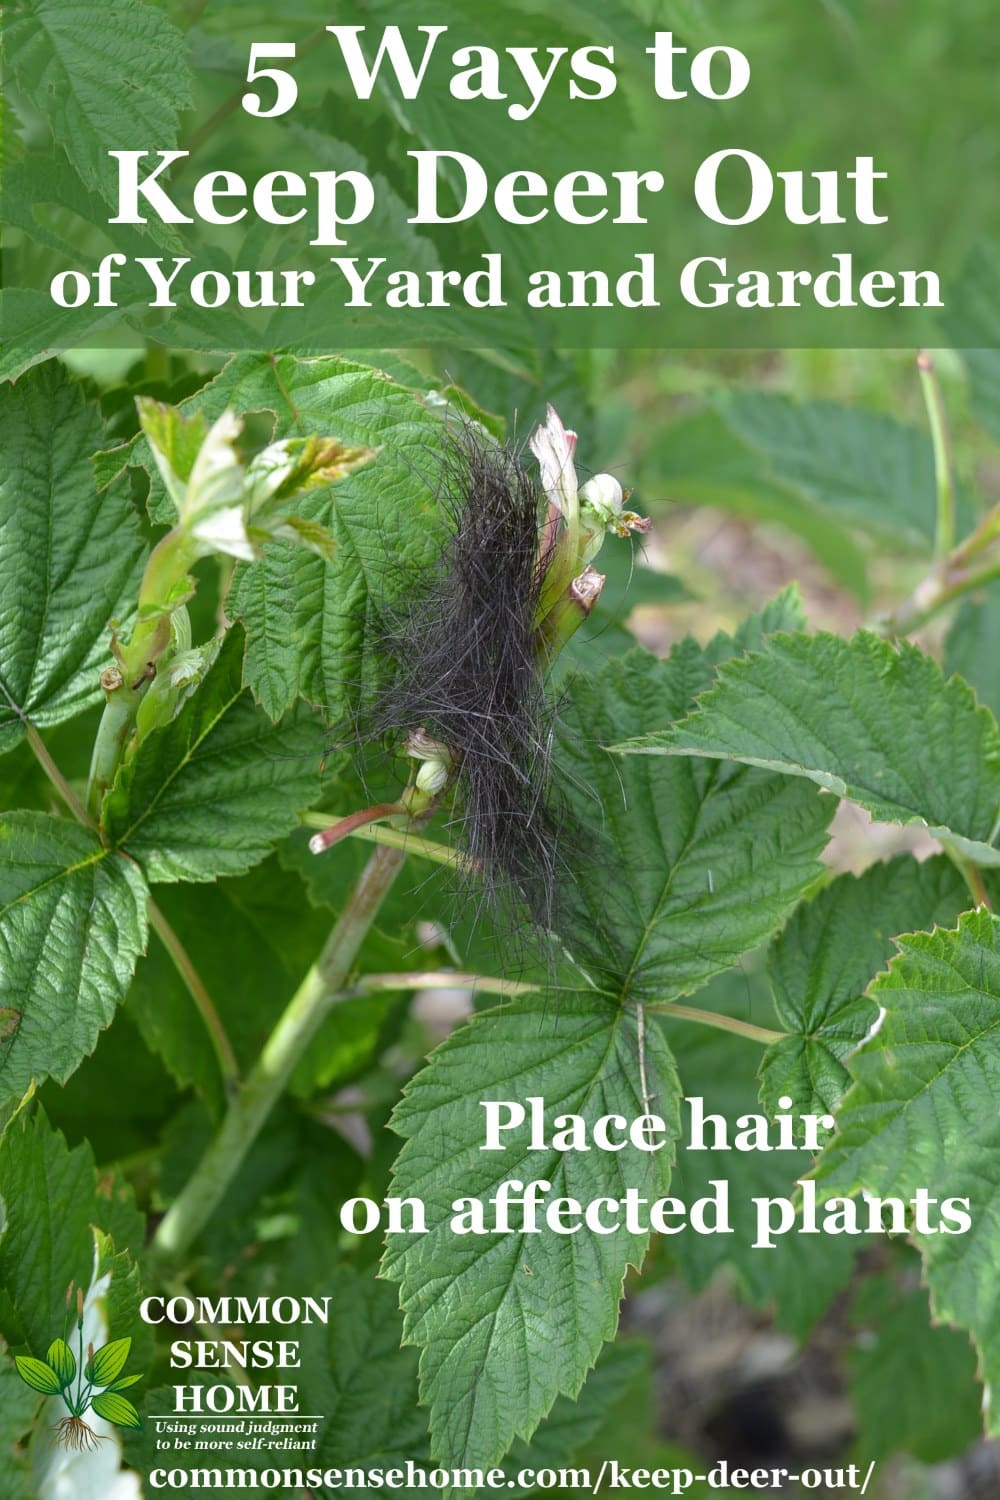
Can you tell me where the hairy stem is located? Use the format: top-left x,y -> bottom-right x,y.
151,843 -> 407,1263
647,1001 -> 784,1047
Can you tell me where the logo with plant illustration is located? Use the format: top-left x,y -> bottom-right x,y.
14,1282 -> 142,1451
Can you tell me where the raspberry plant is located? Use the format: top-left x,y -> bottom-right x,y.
1,342 -> 1000,1498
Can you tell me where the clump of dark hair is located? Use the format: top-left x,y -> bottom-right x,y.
369,423 -> 565,937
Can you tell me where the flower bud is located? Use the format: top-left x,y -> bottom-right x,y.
579,472 -> 625,524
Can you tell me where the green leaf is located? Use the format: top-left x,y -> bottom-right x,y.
613,630 -> 1000,867
848,1276 -> 982,1464
946,245 -> 1000,442
716,389 -> 969,551
4,0 -> 192,205
505,1339 -> 648,1486
0,812 -> 148,1101
945,579 -> 1000,721
127,856 -> 330,1111
98,354 -> 454,722
813,909 -> 1000,1433
89,1336 -> 131,1386
644,409 -> 869,601
0,363 -> 144,755
296,1267 -> 428,1483
382,992 -> 678,1471
0,1339 -> 39,1500
90,1389 -> 141,1429
106,1372 -> 142,1391
555,643 -> 835,998
665,970 -> 859,1340
0,1109 -> 144,1364
759,856 -> 973,1123
381,608 -> 833,1469
45,1337 -> 76,1388
13,1355 -> 61,1395
103,627 -> 324,881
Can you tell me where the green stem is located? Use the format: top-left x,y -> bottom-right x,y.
151,843 -> 408,1263
86,687 -> 143,819
877,553 -> 1000,639
348,971 -> 538,999
25,724 -> 91,825
300,812 -> 469,870
148,898 -> 240,1088
25,725 -> 239,1098
917,351 -> 957,564
647,1001 -> 784,1047
942,842 -> 993,910
86,529 -> 198,817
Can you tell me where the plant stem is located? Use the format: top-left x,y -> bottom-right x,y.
151,843 -> 408,1263
300,812 -> 470,870
348,971 -> 539,999
86,529 -> 197,817
25,724 -> 91,825
147,899 -> 240,1088
942,843 -> 993,910
877,553 -> 1000,639
918,351 -> 957,564
25,724 -> 239,1099
647,1001 -> 784,1047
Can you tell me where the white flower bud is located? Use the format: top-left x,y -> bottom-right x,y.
416,757 -> 451,794
579,473 -> 624,524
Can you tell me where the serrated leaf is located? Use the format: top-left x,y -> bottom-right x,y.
716,390 -> 970,551
0,363 -> 144,755
103,627 -> 323,881
0,1339 -> 39,1500
666,969 -> 859,1340
945,579 -> 1000,721
89,1336 -> 130,1386
813,909 -> 1000,1433
4,0 -> 192,205
613,630 -> 1000,867
90,1390 -> 141,1429
0,1109 -> 144,1364
644,409 -> 869,601
295,1267 -> 428,1486
555,642 -> 835,998
45,1337 -> 76,1388
382,992 -> 679,1471
759,856 -> 973,1123
0,812 -> 148,1101
97,354 -> 453,723
848,1277 -> 982,1464
13,1355 -> 61,1395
